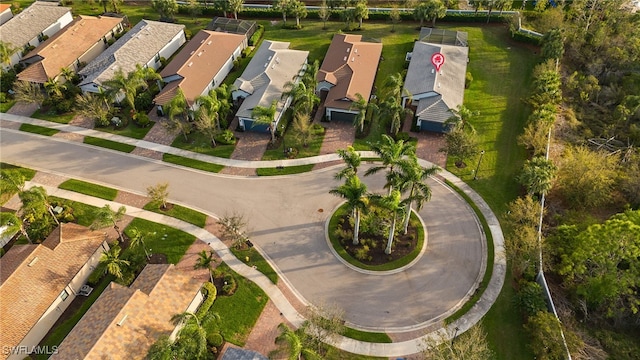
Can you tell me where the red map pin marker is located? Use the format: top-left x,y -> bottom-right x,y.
431,52 -> 445,71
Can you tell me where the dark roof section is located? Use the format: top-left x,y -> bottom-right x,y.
419,28 -> 468,47
206,17 -> 256,39
221,347 -> 268,360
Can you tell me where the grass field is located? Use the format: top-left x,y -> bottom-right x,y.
48,197 -> 99,227
95,122 -> 152,140
143,201 -> 208,228
83,136 -> 136,153
162,153 -> 224,173
123,218 -> 196,264
58,179 -> 118,201
229,246 -> 278,284
31,109 -> 75,124
171,132 -> 236,158
19,123 -> 60,136
256,164 -> 315,176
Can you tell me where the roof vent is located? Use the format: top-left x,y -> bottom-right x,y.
28,257 -> 39,267
268,56 -> 272,60
190,51 -> 195,55
343,56 -> 347,61
431,69 -> 434,74
188,62 -> 193,67
117,314 -> 128,326
207,41 -> 212,45
354,48 -> 358,53
197,51 -> 203,57
351,57 -> 355,62
200,39 -> 205,44
346,47 -> 350,52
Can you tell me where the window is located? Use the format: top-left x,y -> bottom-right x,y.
60,290 -> 69,301
155,53 -> 161,63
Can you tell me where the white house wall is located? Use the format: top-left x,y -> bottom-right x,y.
42,11 -> 73,40
159,31 -> 186,62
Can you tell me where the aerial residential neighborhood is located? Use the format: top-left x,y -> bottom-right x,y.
0,1 -> 638,360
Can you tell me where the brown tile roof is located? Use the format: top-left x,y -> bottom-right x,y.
155,30 -> 245,106
317,34 -> 382,111
0,223 -> 108,357
17,15 -> 123,84
53,264 -> 204,360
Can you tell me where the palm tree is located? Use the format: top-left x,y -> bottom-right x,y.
301,59 -> 320,91
251,100 -> 278,142
382,73 -> 405,102
128,227 -> 151,261
335,146 -> 361,180
365,135 -> 417,194
445,104 -> 478,132
0,212 -> 32,244
103,65 -> 160,112
272,323 -> 321,360
91,204 -> 127,243
75,92 -> 111,127
0,169 -> 26,195
170,312 -> 208,360
518,156 -> 557,196
215,84 -> 233,124
44,78 -> 66,98
193,250 -> 216,284
60,67 -> 76,84
379,97 -> 412,136
330,175 -> 368,245
195,88 -> 221,130
146,335 -> 176,360
12,81 -> 45,109
373,190 -> 405,255
19,186 -> 59,226
0,40 -> 18,65
292,112 -> 313,147
282,81 -> 319,116
98,244 -> 130,280
396,161 -> 440,234
165,89 -> 192,141
349,93 -> 370,133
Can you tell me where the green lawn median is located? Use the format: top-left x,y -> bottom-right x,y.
83,136 -> 135,153
58,179 -> 118,201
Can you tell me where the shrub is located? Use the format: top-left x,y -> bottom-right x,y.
54,99 -> 74,114
516,281 -> 547,318
221,273 -> 237,295
196,282 -> 217,319
334,227 -> 353,243
134,91 -> 153,112
214,130 -> 236,145
107,38 -> 115,46
206,332 -> 224,348
0,92 -> 7,103
241,47 -> 251,58
395,132 -> 410,142
133,112 -> 150,127
249,24 -> 264,46
0,70 -> 16,93
465,72 -> 474,89
354,245 -> 371,261
184,29 -> 192,40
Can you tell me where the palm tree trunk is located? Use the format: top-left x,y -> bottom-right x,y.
385,216 -> 396,254
234,12 -> 238,20
403,201 -> 413,235
431,17 -> 436,27
113,222 -> 125,243
47,206 -> 60,226
353,209 -> 360,245
20,225 -> 32,244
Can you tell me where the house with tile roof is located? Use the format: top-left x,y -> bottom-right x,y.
402,29 -> 469,133
17,15 -> 124,84
0,3 -> 13,26
154,30 -> 246,113
232,40 -> 308,132
78,19 -> 185,94
52,264 -> 204,360
0,1 -> 72,70
0,223 -> 108,360
316,34 -> 382,123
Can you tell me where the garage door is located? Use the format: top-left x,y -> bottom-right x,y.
330,110 -> 356,123
420,120 -> 447,133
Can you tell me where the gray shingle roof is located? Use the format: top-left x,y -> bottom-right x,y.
78,19 -> 184,88
222,347 -> 268,360
233,40 -> 308,120
0,1 -> 71,48
403,40 -> 468,124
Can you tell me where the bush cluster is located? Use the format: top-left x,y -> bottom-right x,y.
249,24 -> 264,46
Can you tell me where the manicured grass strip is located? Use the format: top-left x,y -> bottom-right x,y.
58,179 -> 118,201
34,275 -> 114,360
443,179 -> 494,324
256,164 -> 315,176
95,122 -> 151,140
162,153 -> 224,173
171,132 -> 236,158
0,100 -> 16,112
48,197 -> 100,226
31,109 -> 75,124
83,136 -> 135,153
229,246 -> 278,284
19,123 -> 60,136
261,123 -> 326,161
328,204 -> 425,271
210,262 -> 269,346
142,201 -> 207,228
124,217 -> 196,264
343,327 -> 392,343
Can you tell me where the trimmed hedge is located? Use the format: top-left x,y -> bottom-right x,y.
510,30 -> 542,46
249,24 -> 264,46
196,282 -> 217,320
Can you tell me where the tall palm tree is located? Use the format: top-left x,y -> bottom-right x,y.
373,190 -> 405,255
0,212 -> 32,244
382,72 -> 405,102
396,161 -> 440,234
98,244 -> 130,280
44,78 -> 66,98
165,89 -> 192,141
251,100 -> 278,142
102,65 -> 160,112
128,227 -> 151,261
282,81 -> 319,116
272,323 -> 321,360
365,134 -> 417,194
335,146 -> 361,180
0,169 -> 26,195
90,204 -> 127,243
195,88 -> 221,130
301,59 -> 320,91
293,112 -> 313,147
330,175 -> 368,245
445,104 -> 479,132
60,67 -> 76,84
379,97 -> 412,136
170,312 -> 208,360
193,250 -> 216,284
19,186 -> 59,226
215,84 -> 233,125
349,93 -> 370,133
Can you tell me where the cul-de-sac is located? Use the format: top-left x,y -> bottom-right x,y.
0,0 -> 639,359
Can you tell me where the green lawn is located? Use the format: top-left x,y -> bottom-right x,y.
210,262 -> 269,346
48,197 -> 100,226
34,275 -> 114,360
0,100 -> 16,112
19,123 -> 60,136
83,136 -> 136,153
256,164 -> 315,176
229,246 -> 278,284
58,179 -> 118,201
171,132 -> 236,159
343,327 -> 392,343
123,218 -> 196,264
162,153 -> 224,172
31,109 -> 75,124
261,121 -> 327,161
142,201 -> 207,228
95,122 -> 152,140
0,163 -> 36,205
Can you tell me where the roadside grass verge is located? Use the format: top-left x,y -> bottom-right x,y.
31,109 -> 75,124
210,262 -> 268,346
19,123 -> 60,136
1,100 -> 16,112
162,153 -> 224,173
34,275 -> 114,360
0,163 -> 36,205
229,246 -> 278,284
95,122 -> 151,140
171,132 -> 236,158
328,203 -> 425,271
256,164 -> 315,176
58,179 -> 118,201
48,197 -> 99,226
343,327 -> 392,343
123,217 -> 196,264
142,202 -> 207,228
83,136 -> 135,153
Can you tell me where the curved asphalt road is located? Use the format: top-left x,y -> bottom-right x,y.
0,129 -> 484,331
